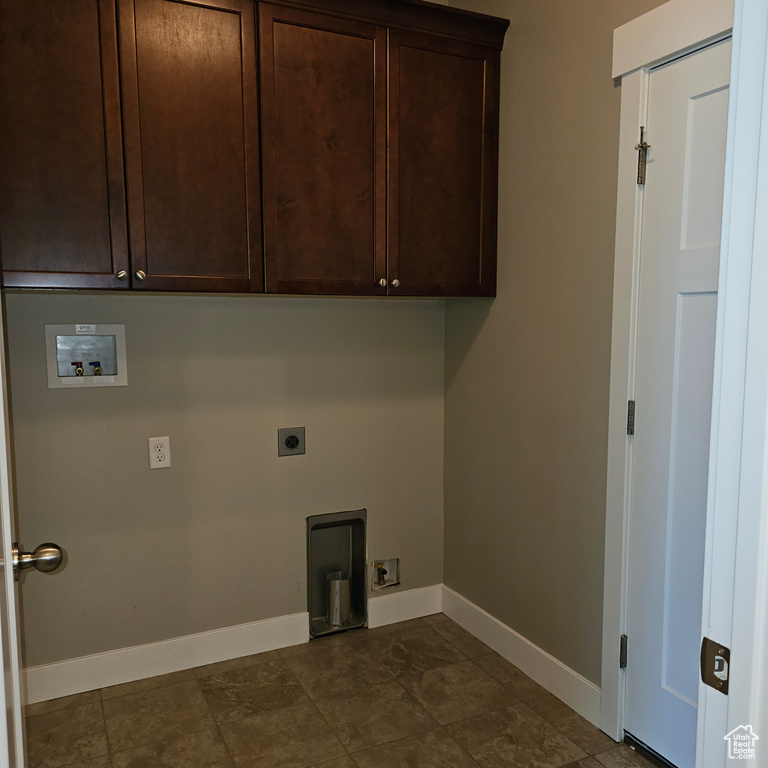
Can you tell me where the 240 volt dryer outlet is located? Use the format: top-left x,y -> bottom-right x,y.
278,427 -> 305,456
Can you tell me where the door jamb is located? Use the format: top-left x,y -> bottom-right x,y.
601,0 -> 734,745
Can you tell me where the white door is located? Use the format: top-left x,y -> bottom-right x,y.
0,296 -> 27,767
625,39 -> 731,768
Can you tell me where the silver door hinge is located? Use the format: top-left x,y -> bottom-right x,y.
627,400 -> 635,436
635,126 -> 651,185
620,634 -> 628,669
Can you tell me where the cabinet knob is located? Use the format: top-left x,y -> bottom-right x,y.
135,270 -> 147,281
378,278 -> 387,288
390,278 -> 400,288
116,270 -> 128,281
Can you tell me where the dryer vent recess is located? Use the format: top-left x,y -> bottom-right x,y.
371,558 -> 400,591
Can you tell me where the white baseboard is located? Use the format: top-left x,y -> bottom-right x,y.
441,586 -> 602,726
23,585 -> 443,705
24,583 -> 601,725
367,584 -> 442,627
24,612 -> 309,705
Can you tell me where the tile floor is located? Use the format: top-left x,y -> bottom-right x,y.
25,614 -> 657,768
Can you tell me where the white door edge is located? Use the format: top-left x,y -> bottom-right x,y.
602,0 -> 733,748
0,300 -> 25,767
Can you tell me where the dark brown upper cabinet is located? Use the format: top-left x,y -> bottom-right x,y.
259,3 -> 504,297
1,0 -> 506,297
0,0 -> 129,289
388,31 -> 500,297
259,4 -> 387,296
118,0 -> 263,292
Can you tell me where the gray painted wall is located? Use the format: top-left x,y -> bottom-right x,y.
444,0 -> 667,685
5,293 -> 445,667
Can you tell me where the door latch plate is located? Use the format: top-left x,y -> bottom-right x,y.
700,636 -> 729,694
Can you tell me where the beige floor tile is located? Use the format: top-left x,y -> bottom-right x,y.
421,613 -> 448,625
277,630 -> 369,659
100,669 -> 196,701
284,645 -> 392,700
594,744 -> 658,768
528,693 -> 616,755
311,758 -> 357,768
562,759 -> 603,768
352,728 -> 478,768
26,702 -> 109,768
194,649 -> 280,678
66,758 -> 113,768
558,717 -> 617,756
276,621 -> 427,661
278,642 -> 314,659
399,660 -> 517,725
429,620 -> 493,659
26,690 -> 101,718
527,692 -> 580,726
110,726 -> 233,768
199,659 -> 309,722
219,701 -> 346,768
473,652 -> 547,701
316,679 -> 437,752
102,680 -> 213,752
364,626 -> 467,678
447,703 -> 587,768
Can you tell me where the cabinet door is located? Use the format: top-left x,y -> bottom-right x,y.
119,0 -> 262,292
389,31 -> 500,297
259,5 -> 386,295
0,0 -> 129,289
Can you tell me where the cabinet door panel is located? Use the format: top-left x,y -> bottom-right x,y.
260,5 -> 386,295
0,0 -> 129,289
389,31 -> 499,297
120,0 -> 262,291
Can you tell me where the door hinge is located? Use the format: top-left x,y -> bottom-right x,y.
635,126 -> 651,185
701,637 -> 730,694
627,400 -> 635,436
620,634 -> 628,669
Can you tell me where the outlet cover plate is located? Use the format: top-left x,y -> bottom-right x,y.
148,436 -> 171,469
278,427 -> 305,456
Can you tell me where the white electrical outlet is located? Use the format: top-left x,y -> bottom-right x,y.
148,436 -> 171,469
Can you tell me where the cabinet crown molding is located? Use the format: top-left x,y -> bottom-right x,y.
267,0 -> 510,49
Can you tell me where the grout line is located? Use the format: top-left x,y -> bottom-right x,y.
97,694 -> 112,761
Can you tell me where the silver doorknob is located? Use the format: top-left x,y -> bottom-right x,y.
13,543 -> 63,580
390,278 -> 400,288
135,270 -> 146,281
378,278 -> 387,287
116,270 -> 128,281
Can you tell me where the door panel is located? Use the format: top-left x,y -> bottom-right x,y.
0,0 -> 129,289
259,4 -> 386,295
625,39 -> 730,768
388,31 -> 498,297
120,0 -> 262,292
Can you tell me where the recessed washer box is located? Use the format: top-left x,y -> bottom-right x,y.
45,324 -> 127,389
307,508 -> 367,638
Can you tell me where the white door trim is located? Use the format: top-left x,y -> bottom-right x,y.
709,0 -> 768,763
601,0 -> 733,744
612,0 -> 735,80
